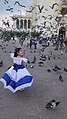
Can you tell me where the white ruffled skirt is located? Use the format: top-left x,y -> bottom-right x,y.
0,63 -> 33,93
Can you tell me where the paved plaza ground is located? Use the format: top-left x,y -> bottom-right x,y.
0,39 -> 67,119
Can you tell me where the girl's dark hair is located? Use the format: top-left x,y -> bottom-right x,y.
14,48 -> 22,57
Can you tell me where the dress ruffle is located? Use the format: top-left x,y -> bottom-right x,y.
0,63 -> 33,93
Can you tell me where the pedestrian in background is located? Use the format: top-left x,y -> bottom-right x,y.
34,36 -> 38,49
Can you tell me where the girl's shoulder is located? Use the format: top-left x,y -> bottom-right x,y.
10,53 -> 28,63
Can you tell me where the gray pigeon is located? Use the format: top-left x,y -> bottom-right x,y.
46,100 -> 60,109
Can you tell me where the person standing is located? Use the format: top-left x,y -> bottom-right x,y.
59,25 -> 66,54
34,36 -> 38,49
30,37 -> 33,49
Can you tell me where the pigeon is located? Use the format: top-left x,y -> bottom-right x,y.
0,60 -> 3,67
48,56 -> 50,60
4,50 -> 7,53
59,75 -> 63,82
38,61 -> 44,67
34,50 -> 36,53
2,47 -> 4,50
30,50 -> 33,53
49,3 -> 58,9
40,55 -> 47,60
34,56 -> 36,61
47,69 -> 51,72
46,100 -> 60,109
53,56 -> 56,60
0,45 -> 2,47
3,0 -> 9,4
26,7 -> 35,13
55,65 -> 61,70
50,51 -> 53,55
5,0 -> 8,3
29,64 -> 34,68
10,16 -> 17,21
38,5 -> 44,13
27,58 -> 30,64
52,67 -> 57,72
58,57 -> 60,59
47,16 -> 53,20
31,56 -> 36,63
42,16 -> 47,19
6,8 -> 13,11
40,58 -> 46,61
65,49 -> 67,53
14,1 -> 26,8
55,17 -> 61,23
64,67 -> 67,72
45,8 -> 48,11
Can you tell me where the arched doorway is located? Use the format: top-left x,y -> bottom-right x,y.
24,19 -> 27,30
16,19 -> 19,29
28,20 -> 31,29
20,19 -> 23,29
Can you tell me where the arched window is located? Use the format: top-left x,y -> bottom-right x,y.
20,19 -> 23,29
16,19 -> 19,29
24,19 -> 27,29
28,20 -> 31,29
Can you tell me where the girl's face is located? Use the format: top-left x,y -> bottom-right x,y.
17,49 -> 23,57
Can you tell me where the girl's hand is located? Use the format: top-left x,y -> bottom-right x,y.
21,61 -> 27,67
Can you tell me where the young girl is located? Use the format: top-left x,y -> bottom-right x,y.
0,48 -> 33,93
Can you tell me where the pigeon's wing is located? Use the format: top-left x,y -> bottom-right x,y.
46,102 -> 52,108
54,3 -> 58,5
51,4 -> 54,9
56,101 -> 60,106
40,6 -> 44,11
32,7 -> 35,11
14,1 -> 20,5
5,0 -> 8,3
23,5 -> 26,7
38,5 -> 40,11
38,6 -> 44,13
6,9 -> 10,11
50,100 -> 56,103
52,3 -> 58,9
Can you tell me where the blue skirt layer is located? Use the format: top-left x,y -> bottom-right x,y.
0,63 -> 33,93
2,73 -> 33,89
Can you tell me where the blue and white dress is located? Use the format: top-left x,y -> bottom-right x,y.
0,53 -> 33,93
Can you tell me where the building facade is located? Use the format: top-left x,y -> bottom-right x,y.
13,13 -> 32,32
54,0 -> 67,37
12,0 -> 67,37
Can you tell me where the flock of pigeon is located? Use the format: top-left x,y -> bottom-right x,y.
0,37 -> 67,110
25,43 -> 67,109
27,47 -> 67,73
0,0 -> 67,111
0,0 -> 64,34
